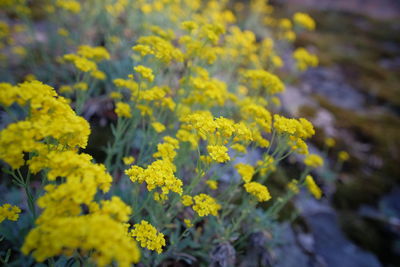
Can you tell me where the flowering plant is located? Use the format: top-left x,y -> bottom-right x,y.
0,0 -> 347,266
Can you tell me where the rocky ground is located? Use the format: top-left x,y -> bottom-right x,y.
269,1 -> 400,266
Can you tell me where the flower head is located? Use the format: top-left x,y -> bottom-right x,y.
0,204 -> 21,223
244,182 -> 271,202
131,220 -> 165,254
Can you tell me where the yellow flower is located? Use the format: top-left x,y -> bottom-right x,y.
305,175 -> 322,199
110,92 -> 123,99
153,136 -> 180,162
0,81 -> 90,169
273,114 -> 315,139
288,136 -> 309,155
244,182 -> 271,202
207,145 -> 230,163
12,46 -> 27,57
184,219 -> 193,227
206,180 -> 218,190
182,111 -> 217,140
123,156 -> 135,165
59,85 -> 73,93
293,48 -> 318,71
283,30 -> 296,42
279,18 -> 292,30
241,69 -> 285,95
132,35 -> 183,64
131,220 -> 166,254
22,214 -> 140,266
287,179 -> 299,194
57,27 -> 69,37
325,137 -> 335,148
24,74 -> 36,81
235,163 -> 255,183
115,102 -> 132,118
77,45 -> 110,61
231,143 -> 246,153
192,194 -> 221,217
0,204 -> 21,223
91,69 -> 106,80
152,121 -> 166,133
338,151 -> 350,161
125,159 -> 183,198
304,154 -> 324,168
293,12 -> 316,31
134,65 -> 154,82
63,54 -> 97,72
181,195 -> 193,206
98,196 -> 132,222
56,0 -> 81,14
74,82 -> 88,91
181,21 -> 198,32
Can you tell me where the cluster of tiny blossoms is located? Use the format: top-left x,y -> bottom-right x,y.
0,204 -> 21,223
131,220 -> 166,254
181,194 -> 221,217
0,81 -> 140,267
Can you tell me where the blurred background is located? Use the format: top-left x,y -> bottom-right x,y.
268,0 -> 400,266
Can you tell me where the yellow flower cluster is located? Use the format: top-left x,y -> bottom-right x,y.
192,194 -> 221,217
56,0 -> 81,14
235,163 -> 255,183
123,156 -> 135,165
242,69 -> 285,95
184,219 -> 193,227
134,65 -> 155,82
77,45 -> 110,61
273,114 -> 315,154
63,54 -> 97,72
244,182 -> 271,202
339,151 -> 350,161
206,180 -> 218,190
131,220 -> 166,254
179,23 -> 225,64
133,35 -> 184,64
181,111 -> 253,160
305,175 -> 322,199
0,204 -> 21,223
240,102 -> 272,136
223,26 -> 257,64
0,80 -> 140,266
293,48 -> 318,71
114,78 -> 139,96
153,136 -> 180,162
63,45 -> 109,80
257,155 -> 277,175
304,154 -> 324,168
293,12 -> 316,31
28,151 -> 113,218
287,179 -> 300,194
207,145 -> 230,163
115,102 -> 132,118
325,137 -> 336,148
0,81 -> 90,169
152,121 -> 166,133
181,195 -> 194,206
125,159 -> 183,198
22,213 -> 140,267
273,114 -> 315,139
184,69 -> 233,107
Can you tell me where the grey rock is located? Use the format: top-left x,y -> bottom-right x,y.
298,198 -> 383,267
302,67 -> 366,111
